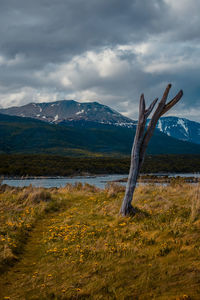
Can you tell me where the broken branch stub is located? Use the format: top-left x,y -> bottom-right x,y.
120,84 -> 183,217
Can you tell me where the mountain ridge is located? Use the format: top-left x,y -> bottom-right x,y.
0,100 -> 199,145
1,113 -> 200,156
0,100 -> 136,127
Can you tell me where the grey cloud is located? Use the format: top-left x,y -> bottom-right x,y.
0,0 -> 172,64
0,0 -> 199,121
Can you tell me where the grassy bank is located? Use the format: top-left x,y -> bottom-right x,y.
0,182 -> 200,299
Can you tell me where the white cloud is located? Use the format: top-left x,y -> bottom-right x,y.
0,87 -> 61,108
33,48 -> 131,92
164,0 -> 199,13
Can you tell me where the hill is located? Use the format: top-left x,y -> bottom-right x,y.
152,116 -> 200,144
1,113 -> 200,155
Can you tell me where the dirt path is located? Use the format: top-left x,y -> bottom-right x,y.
0,210 -> 61,300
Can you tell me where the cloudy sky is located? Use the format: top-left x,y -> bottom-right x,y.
0,0 -> 199,121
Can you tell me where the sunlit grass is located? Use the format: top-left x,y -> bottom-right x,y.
0,182 -> 200,299
0,185 -> 54,269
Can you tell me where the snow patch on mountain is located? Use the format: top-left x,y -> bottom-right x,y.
157,120 -> 163,132
76,110 -> 84,115
54,114 -> 59,122
177,118 -> 189,136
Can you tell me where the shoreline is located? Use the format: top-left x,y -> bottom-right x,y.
1,174 -> 124,180
1,172 -> 200,181
113,174 -> 200,184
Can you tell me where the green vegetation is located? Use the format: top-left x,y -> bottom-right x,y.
0,182 -> 200,299
0,154 -> 200,177
1,113 -> 200,155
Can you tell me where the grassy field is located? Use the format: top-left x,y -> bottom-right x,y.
0,181 -> 200,299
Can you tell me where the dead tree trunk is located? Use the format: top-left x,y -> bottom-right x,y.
120,84 -> 183,216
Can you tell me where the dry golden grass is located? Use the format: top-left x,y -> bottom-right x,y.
0,185 -> 54,270
0,182 -> 200,299
190,184 -> 200,221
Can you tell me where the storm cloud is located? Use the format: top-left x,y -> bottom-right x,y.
0,0 -> 199,121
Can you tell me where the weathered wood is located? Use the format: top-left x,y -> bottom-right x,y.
120,84 -> 183,216
140,86 -> 183,165
120,95 -> 146,216
160,90 -> 183,116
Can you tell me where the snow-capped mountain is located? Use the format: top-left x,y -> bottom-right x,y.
0,100 -> 136,127
0,101 -> 199,145
152,116 -> 200,145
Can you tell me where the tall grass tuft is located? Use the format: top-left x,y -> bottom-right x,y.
105,182 -> 125,197
28,188 -> 52,203
190,183 -> 200,221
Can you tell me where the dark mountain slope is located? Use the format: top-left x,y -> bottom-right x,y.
1,100 -> 199,146
1,114 -> 200,155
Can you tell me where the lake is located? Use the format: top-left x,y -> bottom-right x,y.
1,173 -> 200,189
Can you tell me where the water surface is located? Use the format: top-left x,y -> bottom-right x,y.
2,174 -> 128,189
2,173 -> 199,189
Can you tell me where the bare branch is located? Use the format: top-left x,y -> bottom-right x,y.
139,94 -> 146,118
160,83 -> 172,105
131,94 -> 147,154
139,84 -> 182,170
160,90 -> 183,116
144,98 -> 158,118
145,84 -> 172,132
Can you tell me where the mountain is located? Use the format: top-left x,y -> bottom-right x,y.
1,113 -> 200,156
153,117 -> 200,145
0,100 -> 136,127
0,100 -> 199,146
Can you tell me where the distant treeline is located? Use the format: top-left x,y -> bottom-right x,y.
0,154 -> 200,177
